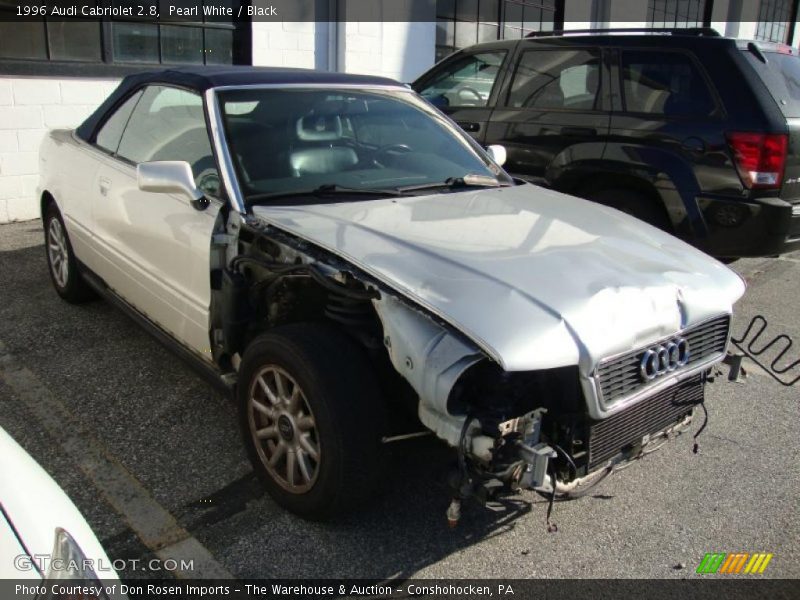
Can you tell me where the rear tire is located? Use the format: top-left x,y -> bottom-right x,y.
238,323 -> 385,520
43,203 -> 95,303
586,188 -> 672,232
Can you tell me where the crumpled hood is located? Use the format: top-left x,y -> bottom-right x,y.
252,184 -> 745,372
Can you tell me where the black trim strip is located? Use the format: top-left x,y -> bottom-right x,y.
0,503 -> 44,578
77,264 -> 235,398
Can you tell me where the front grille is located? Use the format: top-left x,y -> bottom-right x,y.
587,375 -> 704,470
594,315 -> 730,409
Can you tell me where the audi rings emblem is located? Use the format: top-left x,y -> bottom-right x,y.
639,338 -> 691,381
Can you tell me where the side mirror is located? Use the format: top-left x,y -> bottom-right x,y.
137,161 -> 208,211
486,145 -> 507,167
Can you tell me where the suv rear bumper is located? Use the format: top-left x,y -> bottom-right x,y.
695,195 -> 800,257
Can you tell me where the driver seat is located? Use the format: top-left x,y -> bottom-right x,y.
289,114 -> 358,177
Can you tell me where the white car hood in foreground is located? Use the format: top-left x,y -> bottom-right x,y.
0,428 -> 118,581
252,184 -> 745,373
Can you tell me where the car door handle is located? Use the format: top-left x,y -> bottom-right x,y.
98,177 -> 111,197
457,121 -> 481,133
561,126 -> 597,137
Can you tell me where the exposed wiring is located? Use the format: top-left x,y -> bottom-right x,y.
552,443 -> 578,480
550,443 -> 607,499
693,401 -> 709,454
230,255 -> 379,301
641,435 -> 670,455
546,461 -> 558,533
563,466 -> 612,498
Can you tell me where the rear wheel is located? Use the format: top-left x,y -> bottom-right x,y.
239,323 -> 385,520
43,203 -> 95,303
586,188 -> 672,232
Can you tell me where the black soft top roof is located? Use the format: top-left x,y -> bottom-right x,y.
76,66 -> 402,142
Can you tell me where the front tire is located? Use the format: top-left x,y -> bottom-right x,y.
43,203 -> 95,303
239,323 -> 385,520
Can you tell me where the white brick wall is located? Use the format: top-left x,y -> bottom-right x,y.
0,81 -> 13,106
251,21 -> 436,82
0,77 -> 119,223
338,22 -> 434,82
380,22 -> 436,82
0,132 -> 17,153
251,21 -> 320,68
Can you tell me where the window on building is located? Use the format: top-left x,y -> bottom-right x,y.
508,49 -> 601,109
620,51 -> 715,117
755,0 -> 794,43
436,0 -> 561,63
0,0 -> 250,69
502,0 -> 558,39
647,0 -> 709,28
116,85 -> 218,196
418,51 -> 507,107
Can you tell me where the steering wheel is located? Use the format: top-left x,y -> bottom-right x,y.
457,87 -> 484,105
372,143 -> 413,166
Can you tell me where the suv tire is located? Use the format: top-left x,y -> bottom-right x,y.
238,323 -> 385,520
43,203 -> 96,303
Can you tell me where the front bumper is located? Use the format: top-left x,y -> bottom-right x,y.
695,195 -> 800,257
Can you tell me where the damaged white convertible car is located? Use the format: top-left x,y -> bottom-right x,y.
39,67 -> 745,522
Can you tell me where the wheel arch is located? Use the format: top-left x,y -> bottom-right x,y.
40,190 -> 57,219
565,171 -> 679,234
571,171 -> 661,203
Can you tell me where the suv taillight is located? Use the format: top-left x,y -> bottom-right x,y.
726,132 -> 788,190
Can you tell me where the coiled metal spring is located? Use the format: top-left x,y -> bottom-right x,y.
731,315 -> 799,387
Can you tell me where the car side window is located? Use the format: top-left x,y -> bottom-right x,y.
508,49 -> 602,110
95,91 -> 143,154
620,50 -> 715,117
418,51 -> 507,108
116,85 -> 221,197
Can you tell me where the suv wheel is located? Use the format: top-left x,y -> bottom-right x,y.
587,188 -> 672,232
238,323 -> 385,520
43,203 -> 95,303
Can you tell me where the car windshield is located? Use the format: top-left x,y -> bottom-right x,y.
217,87 -> 511,204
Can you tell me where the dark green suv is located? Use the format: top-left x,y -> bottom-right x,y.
413,28 -> 800,258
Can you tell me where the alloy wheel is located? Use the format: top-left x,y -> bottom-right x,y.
247,366 -> 321,494
47,218 -> 69,288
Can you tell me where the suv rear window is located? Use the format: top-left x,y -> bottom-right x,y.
620,50 -> 715,117
743,51 -> 800,118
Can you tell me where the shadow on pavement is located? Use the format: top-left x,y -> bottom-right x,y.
0,240 -> 540,579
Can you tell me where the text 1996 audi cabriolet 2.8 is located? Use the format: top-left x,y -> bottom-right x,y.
38,67 -> 745,522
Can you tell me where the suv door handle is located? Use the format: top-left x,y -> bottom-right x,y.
98,177 -> 111,196
457,121 -> 481,132
561,126 -> 597,137
681,137 -> 706,153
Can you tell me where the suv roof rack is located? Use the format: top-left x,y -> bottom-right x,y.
525,27 -> 721,38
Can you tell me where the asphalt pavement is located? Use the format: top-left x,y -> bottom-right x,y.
0,219 -> 797,581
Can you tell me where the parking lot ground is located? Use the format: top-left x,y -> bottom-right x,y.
0,219 -> 798,580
